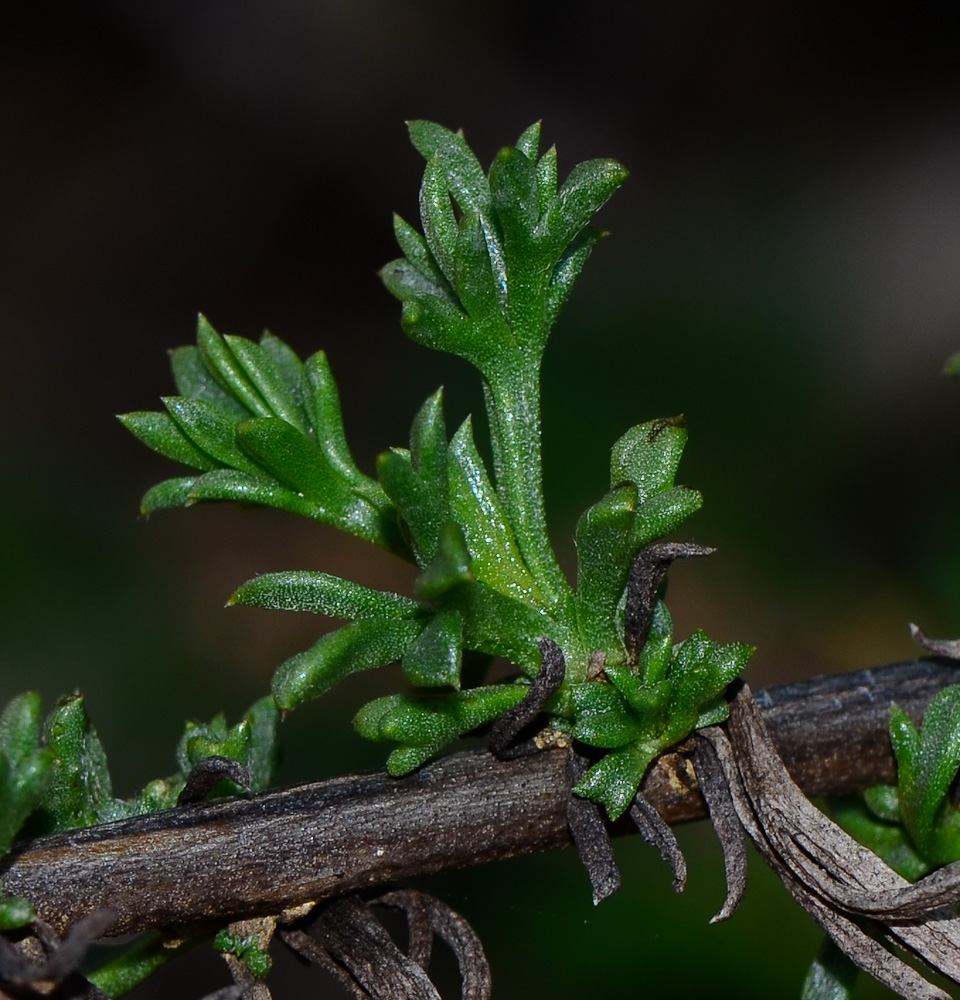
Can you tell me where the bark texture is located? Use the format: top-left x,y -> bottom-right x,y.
1,658 -> 956,937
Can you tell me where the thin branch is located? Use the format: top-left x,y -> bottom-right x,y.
1,658 -> 957,937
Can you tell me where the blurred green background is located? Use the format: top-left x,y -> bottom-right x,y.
2,2 -> 960,996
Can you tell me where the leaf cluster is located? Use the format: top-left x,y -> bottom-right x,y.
0,691 -> 278,936
118,121 -> 751,819
832,685 -> 960,881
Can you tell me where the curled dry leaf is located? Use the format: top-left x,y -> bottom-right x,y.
623,542 -> 713,660
629,789 -> 688,893
178,756 -> 252,806
911,623 -> 960,661
0,908 -> 116,997
276,890 -> 491,1000
702,682 -> 960,1000
565,748 -> 622,904
690,733 -> 747,922
489,638 -> 567,759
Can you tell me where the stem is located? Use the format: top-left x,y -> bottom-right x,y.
2,658 -> 953,937
484,361 -> 571,608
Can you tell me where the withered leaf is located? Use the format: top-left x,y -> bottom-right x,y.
702,683 -> 960,1000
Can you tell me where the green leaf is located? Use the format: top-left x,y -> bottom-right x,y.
863,784 -> 901,823
184,469 -> 318,518
235,417 -> 355,507
543,227 -> 604,329
32,695 -> 113,833
571,682 -> 644,748
447,418 -> 541,604
272,619 -> 422,711
452,212 -> 511,356
162,396 -> 261,474
535,145 -> 558,215
829,794 -> 930,882
419,156 -> 459,285
0,895 -> 35,930
0,693 -> 53,854
0,692 -> 44,764
515,121 -> 541,161
224,334 -> 308,433
170,344 -> 249,420
543,158 -> 629,255
230,570 -> 423,621
402,609 -> 463,687
490,146 -> 540,250
604,666 -> 671,731
406,121 -> 491,217
573,740 -> 658,820
118,412 -> 220,471
414,521 -> 474,602
892,687 -> 960,864
196,315 -> 272,417
86,930 -> 199,997
666,632 -> 752,742
633,486 -> 704,548
177,697 -> 279,794
574,484 -> 637,655
140,476 -> 198,514
354,684 -> 527,775
637,601 -> 674,686
379,257 -> 461,312
377,388 -> 450,565
392,214 -> 447,288
610,417 -> 688,497
452,579 -> 559,678
801,936 -> 860,1000
260,331 -> 306,402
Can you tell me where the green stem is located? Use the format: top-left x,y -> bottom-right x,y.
484,361 -> 572,610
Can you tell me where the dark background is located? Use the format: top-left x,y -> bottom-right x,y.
3,2 -> 960,996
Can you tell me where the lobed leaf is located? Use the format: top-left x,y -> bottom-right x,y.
543,227 -> 604,330
196,314 -> 272,417
354,684 -> 527,776
573,740 -> 658,820
170,343 -> 249,420
514,121 -> 541,161
637,601 -> 675,686
118,411 -> 220,471
260,330 -> 306,402
542,158 -> 629,255
230,570 -> 423,621
224,334 -> 308,433
140,475 -> 198,514
406,120 -> 491,217
300,351 -> 370,489
30,695 -> 113,833
402,609 -> 463,688
489,146 -> 540,250
178,696 -> 279,794
892,687 -> 960,865
667,632 -> 753,741
611,417 -> 688,498
419,156 -> 459,285
447,418 -> 542,605
535,145 -> 558,215
0,693 -> 53,855
633,486 -> 703,549
162,396 -> 261,475
235,416 -> 356,507
272,619 -> 423,711
571,682 -> 644,748
414,521 -> 474,602
574,484 -> 637,655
